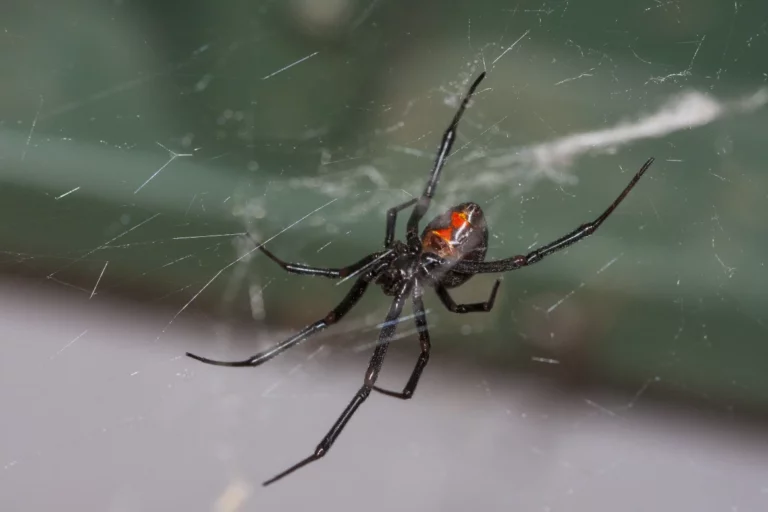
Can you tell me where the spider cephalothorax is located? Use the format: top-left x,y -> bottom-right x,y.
372,201 -> 489,295
186,71 -> 655,486
372,241 -> 418,296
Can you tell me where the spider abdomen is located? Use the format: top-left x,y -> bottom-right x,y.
421,202 -> 488,288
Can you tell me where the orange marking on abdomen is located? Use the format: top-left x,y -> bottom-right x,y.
432,227 -> 453,242
450,211 -> 469,229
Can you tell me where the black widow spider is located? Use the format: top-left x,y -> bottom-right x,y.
186,72 -> 655,486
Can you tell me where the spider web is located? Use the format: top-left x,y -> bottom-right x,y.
2,1 -> 768,510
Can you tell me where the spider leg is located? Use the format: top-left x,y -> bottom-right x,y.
406,73 -> 486,248
435,279 -> 501,313
453,157 -> 655,275
186,273 -> 373,367
263,282 -> 412,486
384,198 -> 418,247
372,282 -> 431,400
257,241 -> 385,279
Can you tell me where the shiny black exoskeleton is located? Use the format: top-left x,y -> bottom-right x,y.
186,71 -> 655,486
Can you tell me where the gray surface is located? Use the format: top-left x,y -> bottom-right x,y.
3,2 -> 768,510
1,277 -> 767,511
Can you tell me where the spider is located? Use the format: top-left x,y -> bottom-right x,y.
186,72 -> 655,486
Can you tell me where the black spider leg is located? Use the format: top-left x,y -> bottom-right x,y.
453,157 -> 655,274
245,193 -> 417,278
405,72 -> 487,248
260,245 -> 385,278
372,279 -> 501,400
245,233 -> 384,279
435,279 -> 502,313
384,198 -> 418,247
372,282 -> 431,400
263,282 -> 413,486
186,271 -> 378,367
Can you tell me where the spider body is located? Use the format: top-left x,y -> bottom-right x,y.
368,202 -> 489,295
186,71 -> 656,486
371,241 -> 419,296
421,201 -> 488,288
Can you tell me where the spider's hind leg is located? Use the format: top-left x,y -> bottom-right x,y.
405,72 -> 486,246
252,236 -> 384,279
384,198 -> 418,247
435,280 -> 501,313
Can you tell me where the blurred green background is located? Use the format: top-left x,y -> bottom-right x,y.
1,0 -> 767,415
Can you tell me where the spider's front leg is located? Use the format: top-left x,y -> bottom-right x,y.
186,273 -> 373,367
373,284 -> 431,400
372,278 -> 501,401
262,282 -> 412,485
